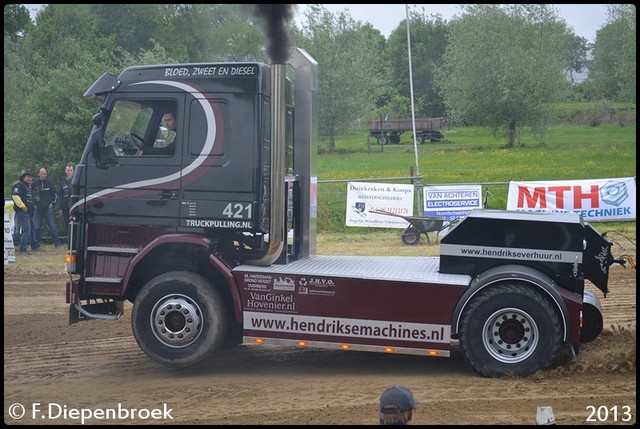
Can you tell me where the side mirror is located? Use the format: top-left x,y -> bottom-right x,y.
90,107 -> 110,166
92,107 -> 107,126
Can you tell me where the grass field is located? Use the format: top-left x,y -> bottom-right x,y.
316,123 -> 636,232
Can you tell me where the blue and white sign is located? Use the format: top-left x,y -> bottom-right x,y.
423,185 -> 483,222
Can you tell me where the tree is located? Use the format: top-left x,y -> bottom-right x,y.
4,4 -> 31,40
90,4 -> 167,57
5,56 -> 108,182
28,4 -> 103,71
211,4 -> 270,62
588,4 -> 636,102
296,5 -> 385,152
386,7 -> 450,118
435,4 -> 574,147
563,32 -> 589,85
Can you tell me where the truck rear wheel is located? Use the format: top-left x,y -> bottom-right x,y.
132,271 -> 228,369
459,283 -> 562,377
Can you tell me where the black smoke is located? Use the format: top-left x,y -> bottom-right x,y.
246,4 -> 297,63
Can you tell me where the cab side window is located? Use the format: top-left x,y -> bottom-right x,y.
102,100 -> 177,156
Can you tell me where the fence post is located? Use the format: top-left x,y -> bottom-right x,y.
410,167 -> 424,216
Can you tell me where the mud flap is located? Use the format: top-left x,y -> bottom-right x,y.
581,289 -> 603,343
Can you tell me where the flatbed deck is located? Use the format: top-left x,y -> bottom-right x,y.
235,255 -> 471,286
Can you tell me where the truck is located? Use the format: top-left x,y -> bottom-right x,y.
65,47 -> 625,378
368,117 -> 446,145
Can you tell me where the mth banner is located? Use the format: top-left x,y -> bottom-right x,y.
423,185 -> 483,222
507,177 -> 636,221
345,182 -> 414,228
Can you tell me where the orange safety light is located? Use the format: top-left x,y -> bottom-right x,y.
340,344 -> 351,350
297,341 -> 308,347
64,254 -> 77,273
383,347 -> 395,353
254,338 -> 265,344
426,350 -> 439,356
579,310 -> 583,329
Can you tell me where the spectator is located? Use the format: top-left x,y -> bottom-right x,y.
11,171 -> 36,256
31,167 -> 62,249
58,162 -> 74,240
378,385 -> 419,425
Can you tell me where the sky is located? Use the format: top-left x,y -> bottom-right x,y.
296,4 -> 611,43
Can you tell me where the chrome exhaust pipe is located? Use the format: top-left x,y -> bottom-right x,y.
247,63 -> 286,266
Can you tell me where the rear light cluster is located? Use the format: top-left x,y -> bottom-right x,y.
65,253 -> 77,274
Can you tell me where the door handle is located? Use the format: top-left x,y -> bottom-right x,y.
160,190 -> 178,200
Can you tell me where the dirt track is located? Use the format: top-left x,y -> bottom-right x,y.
3,255 -> 636,425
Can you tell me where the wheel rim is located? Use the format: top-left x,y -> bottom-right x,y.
150,294 -> 203,348
402,234 -> 419,245
482,307 -> 539,364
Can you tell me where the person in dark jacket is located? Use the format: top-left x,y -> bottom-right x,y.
11,171 -> 36,255
58,162 -> 74,240
31,167 -> 62,248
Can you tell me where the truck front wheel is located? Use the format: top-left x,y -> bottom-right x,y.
132,271 -> 228,369
459,283 -> 562,377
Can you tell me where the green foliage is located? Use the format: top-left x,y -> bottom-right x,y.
29,4 -> 101,70
386,9 -> 449,117
547,102 -> 636,126
210,5 -> 269,62
7,57 -> 106,184
91,5 -> 167,57
296,5 -> 384,152
4,4 -> 31,40
588,5 -> 636,103
436,5 -> 576,147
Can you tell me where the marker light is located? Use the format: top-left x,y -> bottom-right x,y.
383,347 -> 395,353
579,310 -> 583,329
64,254 -> 77,273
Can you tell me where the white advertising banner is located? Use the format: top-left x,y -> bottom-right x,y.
345,182 -> 414,228
423,184 -> 483,222
507,177 -> 636,221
